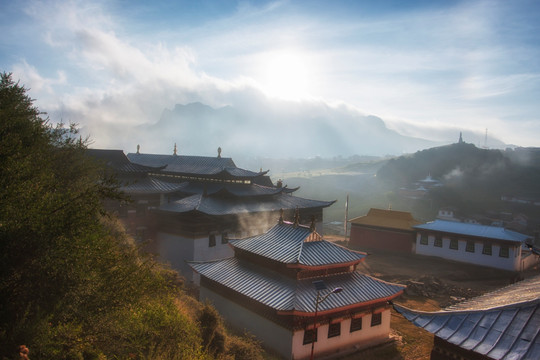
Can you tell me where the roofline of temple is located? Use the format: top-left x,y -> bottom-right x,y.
276,292 -> 404,317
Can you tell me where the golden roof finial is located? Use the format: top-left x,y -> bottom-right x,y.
173,143 -> 178,156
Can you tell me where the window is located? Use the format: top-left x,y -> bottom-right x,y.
209,234 -> 216,247
420,233 -> 428,245
449,238 -> 458,250
466,240 -> 475,253
221,232 -> 228,244
350,317 -> 362,332
434,235 -> 443,247
482,243 -> 492,255
328,322 -> 341,338
303,328 -> 317,345
499,245 -> 509,258
371,313 -> 382,327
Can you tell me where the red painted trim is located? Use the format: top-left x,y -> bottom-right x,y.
276,291 -> 403,316
286,258 -> 365,270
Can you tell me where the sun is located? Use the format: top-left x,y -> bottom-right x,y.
258,50 -> 311,100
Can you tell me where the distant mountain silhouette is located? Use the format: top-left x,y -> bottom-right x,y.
138,101 -> 438,159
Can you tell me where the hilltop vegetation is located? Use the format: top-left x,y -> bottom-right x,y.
0,73 -> 262,360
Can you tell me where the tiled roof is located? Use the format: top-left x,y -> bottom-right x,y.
177,182 -> 284,197
394,276 -> 540,360
120,177 -> 189,194
87,149 -> 160,173
414,220 -> 531,243
156,193 -> 335,216
127,153 -> 265,178
190,257 -> 404,313
230,222 -> 366,266
349,208 -> 421,231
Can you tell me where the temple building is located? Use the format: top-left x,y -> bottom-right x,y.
394,275 -> 540,360
89,146 -> 335,281
190,215 -> 405,359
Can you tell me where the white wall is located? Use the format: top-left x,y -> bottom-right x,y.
291,310 -> 392,360
157,232 -> 234,282
415,233 -> 520,271
200,287 -> 294,359
201,285 -> 392,360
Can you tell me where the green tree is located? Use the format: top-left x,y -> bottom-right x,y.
0,73 -> 204,359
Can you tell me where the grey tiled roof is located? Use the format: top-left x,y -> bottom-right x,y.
178,182 -> 284,197
156,193 -> 335,216
394,275 -> 540,360
190,257 -> 404,313
120,177 -> 188,194
87,149 -> 160,173
127,153 -> 264,178
230,222 -> 366,266
414,220 -> 530,243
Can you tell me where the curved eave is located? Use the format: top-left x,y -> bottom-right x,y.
286,257 -> 366,270
276,291 -> 404,316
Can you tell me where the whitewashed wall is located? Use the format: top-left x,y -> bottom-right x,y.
156,232 -> 234,282
414,233 -> 521,271
201,286 -> 392,360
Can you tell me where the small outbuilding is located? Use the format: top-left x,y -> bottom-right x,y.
349,208 -> 421,253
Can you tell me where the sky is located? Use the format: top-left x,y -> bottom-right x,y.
1,0 -> 540,154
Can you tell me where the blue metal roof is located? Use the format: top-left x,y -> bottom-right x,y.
87,149 -> 161,173
156,193 -> 335,216
394,275 -> 540,360
414,220 -> 530,243
190,258 -> 404,312
127,153 -> 264,178
230,222 -> 366,266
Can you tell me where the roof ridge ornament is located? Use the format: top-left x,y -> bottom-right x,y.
293,207 -> 300,227
217,147 -> 222,158
310,215 -> 316,232
136,144 -> 140,154
279,208 -> 284,224
173,143 -> 178,156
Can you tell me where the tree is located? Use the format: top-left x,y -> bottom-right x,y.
0,73 -> 204,359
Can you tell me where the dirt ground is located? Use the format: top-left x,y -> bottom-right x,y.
324,235 -> 540,360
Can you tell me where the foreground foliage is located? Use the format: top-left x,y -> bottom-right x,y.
0,73 -> 262,359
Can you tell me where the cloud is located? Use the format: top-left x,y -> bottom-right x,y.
3,0 -> 540,153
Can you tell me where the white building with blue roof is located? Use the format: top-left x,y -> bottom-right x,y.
190,215 -> 405,359
414,220 -> 538,271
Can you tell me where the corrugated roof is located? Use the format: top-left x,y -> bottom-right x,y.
190,258 -> 404,312
127,153 -> 264,178
349,208 -> 421,231
230,222 -> 366,267
156,193 -> 335,216
120,177 -> 188,194
394,276 -> 540,360
414,220 -> 530,243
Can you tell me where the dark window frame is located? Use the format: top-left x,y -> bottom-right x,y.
371,313 -> 382,327
466,240 -> 475,253
303,328 -> 317,345
449,238 -> 458,250
420,233 -> 429,245
221,232 -> 228,244
499,245 -> 509,258
328,322 -> 341,338
434,235 -> 443,247
209,234 -> 216,247
350,317 -> 362,332
483,243 -> 492,255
